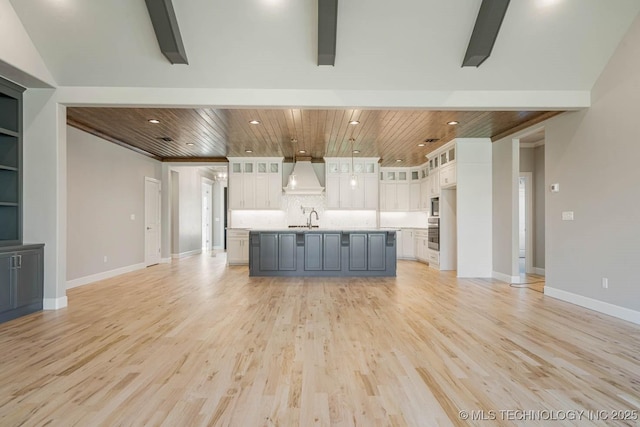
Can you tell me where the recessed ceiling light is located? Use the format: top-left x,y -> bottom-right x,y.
396,159 -> 403,162
353,150 -> 360,154
299,150 -> 306,154
148,119 -> 160,124
417,143 -> 426,147
186,142 -> 195,146
447,120 -> 459,125
249,120 -> 260,125
349,120 -> 360,125
245,149 -> 253,153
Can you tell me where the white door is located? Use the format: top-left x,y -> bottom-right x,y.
202,181 -> 212,251
145,177 -> 161,266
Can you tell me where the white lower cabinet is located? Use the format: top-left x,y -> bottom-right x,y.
427,249 -> 440,268
414,230 -> 429,263
401,229 -> 415,259
227,229 -> 249,265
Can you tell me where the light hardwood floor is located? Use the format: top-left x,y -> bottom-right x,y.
1,255 -> 639,426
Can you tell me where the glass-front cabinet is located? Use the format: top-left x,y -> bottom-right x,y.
325,157 -> 379,210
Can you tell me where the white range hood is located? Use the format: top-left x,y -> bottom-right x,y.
283,161 -> 325,195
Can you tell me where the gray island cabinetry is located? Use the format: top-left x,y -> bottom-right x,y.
249,230 -> 396,277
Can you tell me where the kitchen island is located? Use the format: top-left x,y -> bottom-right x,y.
249,229 -> 396,277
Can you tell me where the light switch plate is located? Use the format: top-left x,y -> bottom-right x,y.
562,211 -> 574,221
130,214 -> 135,220
551,183 -> 560,192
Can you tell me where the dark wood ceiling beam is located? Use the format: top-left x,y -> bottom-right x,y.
144,0 -> 189,64
318,0 -> 338,66
462,0 -> 510,67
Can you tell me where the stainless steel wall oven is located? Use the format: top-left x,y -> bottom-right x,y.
427,217 -> 439,251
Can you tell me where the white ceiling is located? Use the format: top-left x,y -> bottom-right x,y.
9,0 -> 640,93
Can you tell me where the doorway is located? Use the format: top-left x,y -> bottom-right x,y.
144,177 -> 161,266
518,173 -> 533,275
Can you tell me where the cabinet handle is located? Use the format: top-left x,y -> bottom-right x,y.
17,255 -> 22,268
10,255 -> 16,269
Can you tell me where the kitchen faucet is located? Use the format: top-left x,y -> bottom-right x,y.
307,208 -> 319,228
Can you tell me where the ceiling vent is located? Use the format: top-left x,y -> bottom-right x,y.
158,137 -> 173,142
424,138 -> 440,143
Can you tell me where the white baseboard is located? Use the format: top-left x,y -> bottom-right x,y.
43,296 -> 68,310
160,257 -> 172,264
66,263 -> 146,289
533,267 -> 546,276
493,271 -> 520,284
171,249 -> 202,259
545,287 -> 640,326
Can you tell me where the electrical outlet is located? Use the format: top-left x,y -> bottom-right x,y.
602,277 -> 608,289
130,214 -> 135,220
104,256 -> 108,263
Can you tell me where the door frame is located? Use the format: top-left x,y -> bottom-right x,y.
144,177 -> 162,266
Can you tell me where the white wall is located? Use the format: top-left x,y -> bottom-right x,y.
66,126 -> 161,284
543,13 -> 640,321
0,0 -> 55,87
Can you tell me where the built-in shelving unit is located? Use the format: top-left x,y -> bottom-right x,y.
0,76 -> 45,323
0,80 -> 22,245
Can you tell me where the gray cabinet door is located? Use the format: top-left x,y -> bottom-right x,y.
278,233 -> 297,271
0,253 -> 13,313
304,233 -> 322,271
349,234 -> 367,270
15,250 -> 42,307
323,233 -> 341,271
259,233 -> 279,271
368,233 -> 386,271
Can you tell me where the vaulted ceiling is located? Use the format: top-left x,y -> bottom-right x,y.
8,0 -> 640,164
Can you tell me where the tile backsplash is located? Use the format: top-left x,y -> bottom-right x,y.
229,194 -> 377,229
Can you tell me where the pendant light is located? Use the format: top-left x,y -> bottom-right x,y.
349,138 -> 358,189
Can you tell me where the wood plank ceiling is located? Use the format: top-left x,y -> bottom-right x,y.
67,108 -> 559,167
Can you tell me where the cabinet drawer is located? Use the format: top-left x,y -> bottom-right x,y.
428,250 -> 440,265
227,229 -> 249,238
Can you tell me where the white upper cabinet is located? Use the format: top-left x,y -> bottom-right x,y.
255,160 -> 282,209
228,157 -> 283,210
325,157 -> 379,210
427,141 -> 457,192
380,166 -> 427,212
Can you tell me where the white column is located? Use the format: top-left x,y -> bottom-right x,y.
23,89 -> 67,308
